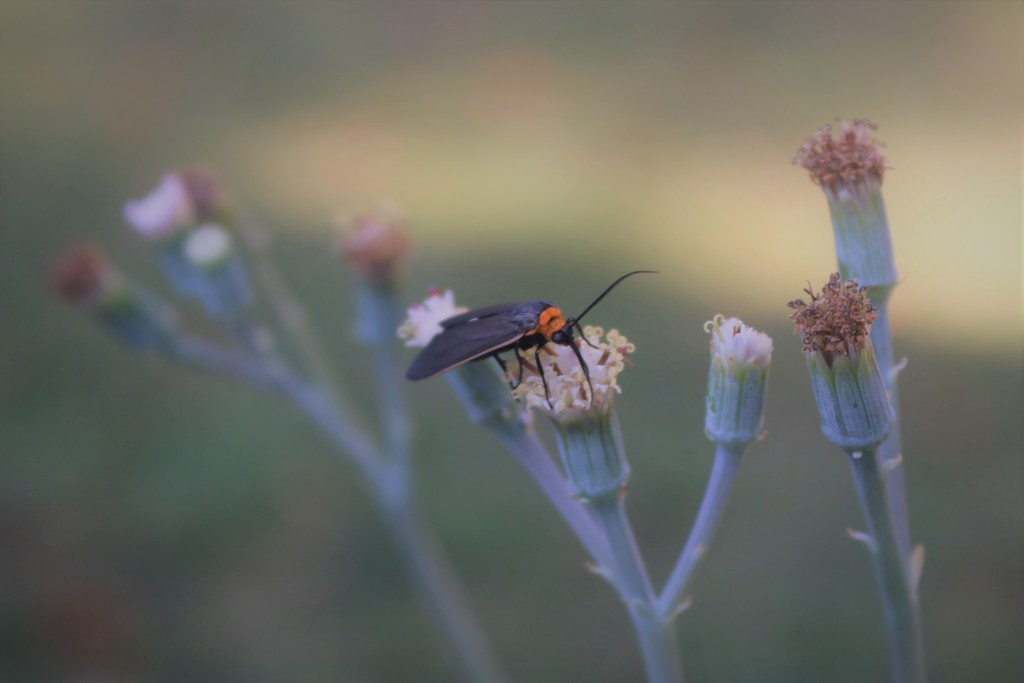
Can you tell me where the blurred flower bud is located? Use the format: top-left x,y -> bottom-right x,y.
183,224 -> 252,320
123,173 -> 197,240
179,167 -> 230,225
124,168 -> 231,241
338,209 -> 411,285
50,244 -> 174,350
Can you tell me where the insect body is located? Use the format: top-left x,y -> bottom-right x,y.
405,271 -> 654,407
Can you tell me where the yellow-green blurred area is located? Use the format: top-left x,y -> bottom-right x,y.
1,1 -> 1020,682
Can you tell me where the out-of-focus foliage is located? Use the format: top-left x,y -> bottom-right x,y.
1,2 -> 1020,682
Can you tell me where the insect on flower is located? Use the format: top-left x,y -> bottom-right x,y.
404,271 -> 654,408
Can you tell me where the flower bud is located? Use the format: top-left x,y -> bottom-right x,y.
50,244 -> 174,350
704,315 -> 772,446
183,224 -> 252,320
124,169 -> 235,297
512,326 -> 635,418
179,167 -> 231,225
790,274 -> 894,450
552,400 -> 630,503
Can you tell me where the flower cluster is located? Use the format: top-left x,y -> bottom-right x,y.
705,315 -> 773,370
123,168 -> 227,240
398,289 -> 467,348
788,273 -> 877,365
512,326 -> 634,415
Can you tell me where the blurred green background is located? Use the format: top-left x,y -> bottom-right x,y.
1,1 -> 1021,681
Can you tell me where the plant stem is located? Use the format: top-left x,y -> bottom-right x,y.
869,302 -> 912,561
380,483 -> 509,683
848,448 -> 927,683
494,424 -> 610,566
657,442 -> 744,618
164,331 -> 503,683
165,334 -> 280,393
592,495 -> 684,683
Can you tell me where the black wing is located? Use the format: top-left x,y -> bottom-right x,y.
440,301 -> 538,328
406,313 -> 534,381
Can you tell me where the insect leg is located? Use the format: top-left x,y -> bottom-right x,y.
492,354 -> 514,389
512,346 -> 528,388
567,341 -> 595,406
534,346 -> 554,410
575,322 -> 600,349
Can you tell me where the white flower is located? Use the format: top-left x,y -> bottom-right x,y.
397,289 -> 467,348
512,326 -> 635,415
704,315 -> 772,368
123,173 -> 196,239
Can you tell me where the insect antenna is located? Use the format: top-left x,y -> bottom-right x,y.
565,270 -> 657,326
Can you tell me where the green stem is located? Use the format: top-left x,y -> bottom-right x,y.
494,424 -> 611,566
657,442 -> 744,617
848,449 -> 926,683
593,496 -> 684,683
164,330 -> 503,683
381,489 -> 509,683
869,302 -> 912,561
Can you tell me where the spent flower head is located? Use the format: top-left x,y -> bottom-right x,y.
50,244 -> 173,349
513,326 -> 635,417
794,119 -> 898,290
788,273 -> 877,366
50,244 -> 118,306
790,274 -> 892,450
794,119 -> 888,191
398,288 -> 467,348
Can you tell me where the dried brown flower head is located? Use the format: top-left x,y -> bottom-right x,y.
49,244 -> 111,304
793,119 -> 888,190
788,273 -> 878,365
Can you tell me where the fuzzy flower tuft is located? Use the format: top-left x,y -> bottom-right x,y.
123,173 -> 198,239
794,119 -> 888,190
398,289 -> 467,348
705,315 -> 773,369
338,209 -> 411,282
789,273 -> 877,365
704,315 -> 772,446
512,326 -> 634,415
